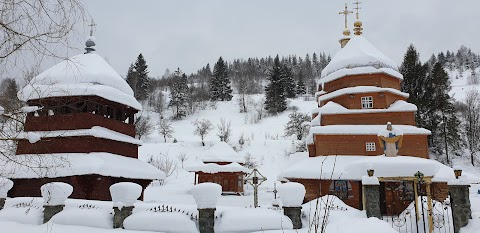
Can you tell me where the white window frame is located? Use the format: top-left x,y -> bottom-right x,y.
366,142 -> 376,151
361,96 -> 373,109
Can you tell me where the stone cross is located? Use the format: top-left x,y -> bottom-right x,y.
245,168 -> 267,208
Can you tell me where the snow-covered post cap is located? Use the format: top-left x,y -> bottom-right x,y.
362,175 -> 380,185
192,183 -> 222,209
110,182 -> 142,207
278,182 -> 306,207
0,177 -> 14,198
41,182 -> 73,206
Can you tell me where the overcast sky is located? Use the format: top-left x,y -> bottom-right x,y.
79,0 -> 480,77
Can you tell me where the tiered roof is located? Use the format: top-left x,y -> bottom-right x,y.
187,142 -> 249,174
18,52 -> 141,110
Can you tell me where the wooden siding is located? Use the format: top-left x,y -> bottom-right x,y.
320,92 -> 407,109
16,137 -> 138,158
321,111 -> 415,126
197,172 -> 244,193
25,112 -> 135,137
313,134 -> 429,158
9,175 -> 151,201
323,73 -> 401,93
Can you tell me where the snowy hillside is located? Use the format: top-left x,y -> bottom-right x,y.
448,68 -> 480,103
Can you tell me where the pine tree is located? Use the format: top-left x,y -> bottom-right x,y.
428,62 -> 463,161
400,44 -> 429,127
282,63 -> 296,98
210,57 -> 233,101
126,54 -> 150,101
0,78 -> 21,112
296,70 -> 306,96
168,68 -> 189,119
264,55 -> 287,114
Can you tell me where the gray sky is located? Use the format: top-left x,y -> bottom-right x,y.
79,0 -> 480,77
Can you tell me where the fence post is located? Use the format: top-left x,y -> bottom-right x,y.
0,178 -> 13,211
278,182 -> 305,229
192,183 -> 222,233
448,170 -> 472,233
41,182 -> 73,223
110,182 -> 142,229
362,175 -> 382,219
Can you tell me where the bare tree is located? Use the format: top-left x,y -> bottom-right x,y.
217,118 -> 232,142
462,89 -> 480,166
176,152 -> 188,169
192,118 -> 213,146
0,0 -> 87,74
158,117 -> 174,142
135,115 -> 154,140
147,154 -> 177,177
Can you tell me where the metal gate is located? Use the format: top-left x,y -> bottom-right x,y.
381,181 -> 454,233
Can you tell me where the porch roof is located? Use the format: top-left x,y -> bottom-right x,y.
279,154 -> 456,182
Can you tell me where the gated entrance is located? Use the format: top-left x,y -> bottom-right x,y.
380,179 -> 453,233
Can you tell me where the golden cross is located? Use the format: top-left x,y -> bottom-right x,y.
353,1 -> 362,20
88,19 -> 97,36
338,3 -> 353,29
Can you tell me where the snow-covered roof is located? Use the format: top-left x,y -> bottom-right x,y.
312,100 -> 417,115
18,53 -> 142,110
14,126 -> 142,145
321,36 -> 398,78
280,155 -> 455,182
3,152 -> 165,180
319,67 -> 403,85
201,142 -> 244,163
186,162 -> 250,174
308,124 -> 430,135
318,86 -> 409,103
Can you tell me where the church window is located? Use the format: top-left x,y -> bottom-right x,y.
329,180 -> 352,200
366,142 -> 376,151
361,96 -> 373,109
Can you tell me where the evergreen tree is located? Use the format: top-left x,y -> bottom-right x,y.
428,62 -> 463,161
296,71 -> 306,96
282,63 -> 296,98
400,44 -> 429,126
126,54 -> 150,101
168,68 -> 189,119
0,78 -> 21,112
264,55 -> 287,114
210,57 -> 233,101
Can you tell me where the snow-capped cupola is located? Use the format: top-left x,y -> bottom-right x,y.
321,36 -> 398,79
18,44 -> 141,110
201,142 -> 245,164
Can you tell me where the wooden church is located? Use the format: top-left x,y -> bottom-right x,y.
6,34 -> 165,200
280,4 -> 455,216
187,142 -> 250,194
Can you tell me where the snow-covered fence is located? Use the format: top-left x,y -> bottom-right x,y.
110,182 -> 142,229
278,182 -> 306,229
40,182 -> 73,223
0,177 -> 13,210
192,183 -> 222,233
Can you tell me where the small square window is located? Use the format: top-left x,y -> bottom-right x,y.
366,142 -> 376,151
361,96 -> 373,109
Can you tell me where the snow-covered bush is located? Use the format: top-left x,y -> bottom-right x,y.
278,182 -> 306,207
244,153 -> 257,169
0,177 -> 13,198
41,182 -> 73,206
148,154 -> 177,177
192,118 -> 213,146
109,182 -> 142,207
191,183 -> 221,209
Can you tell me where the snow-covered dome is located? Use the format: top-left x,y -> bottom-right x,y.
202,142 -> 244,164
18,52 -> 141,110
321,36 -> 398,78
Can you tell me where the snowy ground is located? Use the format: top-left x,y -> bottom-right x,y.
448,68 -> 480,103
